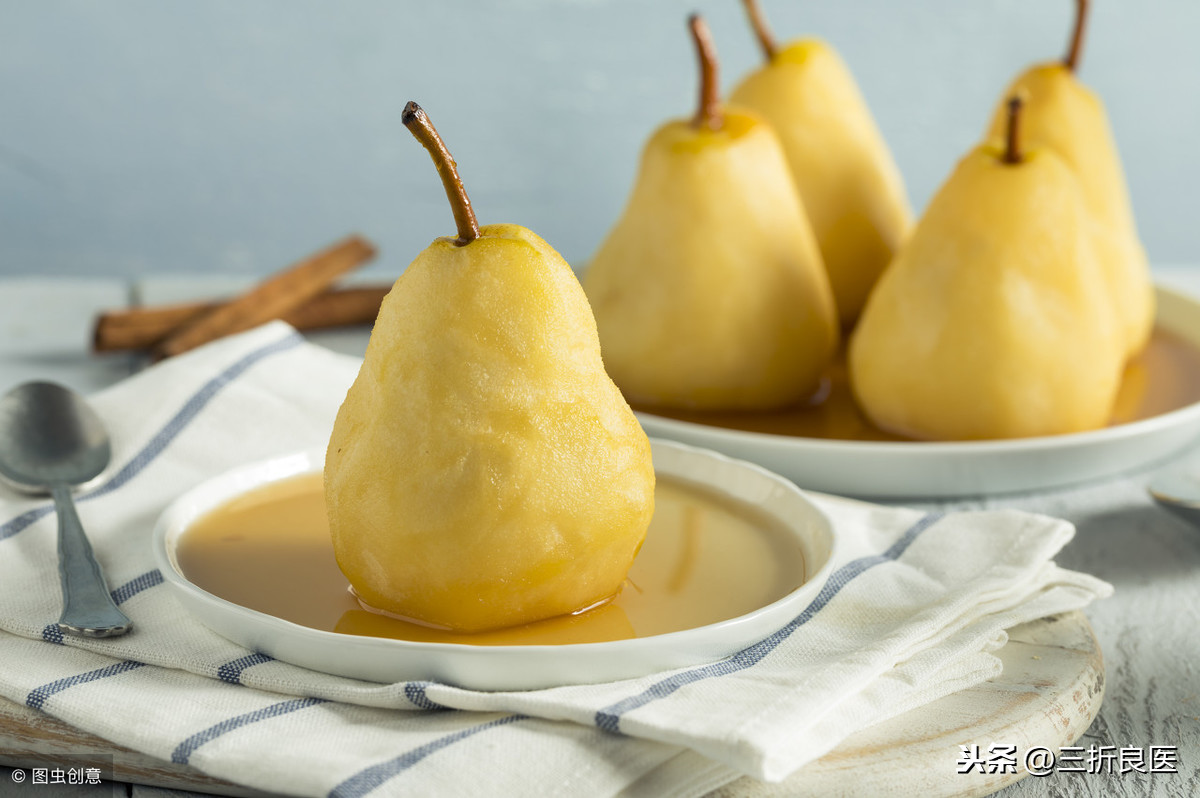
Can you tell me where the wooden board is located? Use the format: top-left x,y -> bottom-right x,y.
0,612 -> 1102,798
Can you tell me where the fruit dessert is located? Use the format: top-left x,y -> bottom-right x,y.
983,0 -> 1153,359
849,97 -> 1125,440
585,14 -> 838,412
325,102 -> 655,633
729,0 -> 912,325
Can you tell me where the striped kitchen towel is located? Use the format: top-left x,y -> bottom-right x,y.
0,322 -> 1112,798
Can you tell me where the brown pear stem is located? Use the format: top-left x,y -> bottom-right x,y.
1064,0 -> 1089,72
1003,96 -> 1024,165
742,0 -> 778,61
689,15 -> 723,131
401,101 -> 480,246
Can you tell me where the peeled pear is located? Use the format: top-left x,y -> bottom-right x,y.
584,15 -> 837,412
984,0 -> 1153,358
849,98 -> 1124,441
325,102 -> 654,633
729,0 -> 912,325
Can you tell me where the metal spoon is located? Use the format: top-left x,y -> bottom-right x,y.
0,381 -> 132,637
1147,470 -> 1200,528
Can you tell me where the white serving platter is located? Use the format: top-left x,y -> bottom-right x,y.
638,286 -> 1200,499
153,439 -> 837,691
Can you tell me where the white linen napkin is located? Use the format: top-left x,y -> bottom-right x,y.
0,322 -> 1112,797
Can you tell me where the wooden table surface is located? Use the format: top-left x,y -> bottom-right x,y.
1,267 -> 1199,797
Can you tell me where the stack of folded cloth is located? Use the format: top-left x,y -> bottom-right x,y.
0,323 -> 1112,798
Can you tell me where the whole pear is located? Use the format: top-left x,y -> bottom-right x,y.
585,15 -> 838,411
984,0 -> 1153,358
325,103 -> 654,633
849,98 -> 1124,441
729,0 -> 912,325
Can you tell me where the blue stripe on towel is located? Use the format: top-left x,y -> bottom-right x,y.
403,682 -> 448,711
39,571 -> 162,645
217,653 -> 275,684
594,512 -> 943,734
0,332 -> 304,542
0,507 -> 54,543
26,661 -> 146,710
171,697 -> 327,765
110,569 -> 165,604
328,714 -> 527,798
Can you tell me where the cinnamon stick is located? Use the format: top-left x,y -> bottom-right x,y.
93,285 -> 390,353
152,234 -> 377,360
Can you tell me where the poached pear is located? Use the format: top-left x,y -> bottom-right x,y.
984,0 -> 1153,358
849,98 -> 1124,441
325,102 -> 655,633
585,15 -> 838,411
729,0 -> 912,325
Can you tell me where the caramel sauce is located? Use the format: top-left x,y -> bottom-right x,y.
175,474 -> 806,646
638,327 -> 1200,441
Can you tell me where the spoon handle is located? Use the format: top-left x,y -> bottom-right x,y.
51,484 -> 133,637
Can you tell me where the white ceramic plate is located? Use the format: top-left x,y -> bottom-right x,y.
153,440 -> 836,691
638,286 -> 1200,499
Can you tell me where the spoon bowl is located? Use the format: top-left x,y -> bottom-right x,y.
1148,470 -> 1200,528
0,382 -> 111,490
0,381 -> 132,637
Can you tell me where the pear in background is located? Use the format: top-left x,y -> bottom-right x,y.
729,0 -> 912,325
325,102 -> 654,633
985,0 -> 1153,358
849,98 -> 1124,441
585,15 -> 837,411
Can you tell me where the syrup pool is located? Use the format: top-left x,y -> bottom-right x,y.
175,474 -> 807,646
636,327 -> 1200,441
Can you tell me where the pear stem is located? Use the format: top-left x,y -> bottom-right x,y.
742,0 -> 778,61
1003,96 -> 1024,165
1064,0 -> 1089,72
689,15 -> 723,131
401,101 -> 480,246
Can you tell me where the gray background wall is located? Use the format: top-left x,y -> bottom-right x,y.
1,0 -> 1197,282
